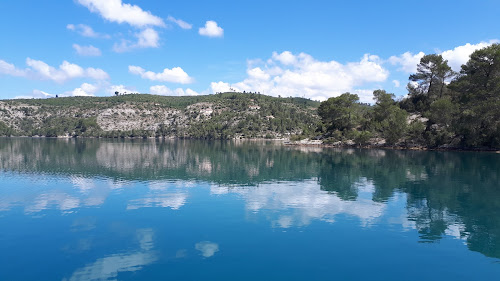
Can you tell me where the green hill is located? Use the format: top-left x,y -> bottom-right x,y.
0,92 -> 320,139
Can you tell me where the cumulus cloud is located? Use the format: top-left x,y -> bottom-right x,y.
113,28 -> 160,52
210,81 -> 232,93
129,65 -> 193,84
167,16 -> 192,29
210,51 -> 389,101
0,58 -> 109,83
388,51 -> 425,73
392,80 -> 400,87
67,24 -> 110,39
0,59 -> 28,77
440,40 -> 499,71
76,0 -> 165,27
86,67 -> 109,80
272,51 -> 297,65
388,40 -> 499,73
150,85 -> 199,96
73,44 -> 102,56
199,21 -> 224,38
66,83 -> 99,96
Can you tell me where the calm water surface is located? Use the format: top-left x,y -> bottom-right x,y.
0,138 -> 499,280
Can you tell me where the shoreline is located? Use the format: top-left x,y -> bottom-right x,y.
1,135 -> 499,153
284,141 -> 500,153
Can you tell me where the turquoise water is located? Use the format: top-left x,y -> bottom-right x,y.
0,138 -> 499,281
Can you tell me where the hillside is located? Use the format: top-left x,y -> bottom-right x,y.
0,92 -> 320,139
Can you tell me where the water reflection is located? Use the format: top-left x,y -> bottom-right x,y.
213,178 -> 385,228
126,181 -> 191,210
0,138 -> 499,263
195,241 -> 219,258
64,228 -> 157,281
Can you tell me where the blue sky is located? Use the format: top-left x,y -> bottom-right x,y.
1,0 -> 499,102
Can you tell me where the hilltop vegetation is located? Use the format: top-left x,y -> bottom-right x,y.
0,92 -> 320,139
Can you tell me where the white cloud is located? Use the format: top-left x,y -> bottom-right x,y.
388,51 -> 425,73
0,59 -> 28,77
210,81 -> 232,93
167,16 -> 192,29
199,21 -> 224,38
86,68 -> 109,80
67,24 -> 110,39
136,28 -> 160,48
149,85 -> 199,96
247,67 -> 271,81
113,28 -> 160,52
66,83 -> 99,97
13,58 -> 109,83
129,65 -> 193,84
14,89 -> 54,99
14,84 -> 99,99
352,89 -> 376,104
73,44 -> 102,56
440,40 -> 499,71
388,40 -> 499,73
210,51 -> 389,101
17,83 -> 101,99
108,84 -> 136,95
272,51 -> 297,65
392,80 -> 400,87
195,241 -> 219,258
76,0 -> 165,27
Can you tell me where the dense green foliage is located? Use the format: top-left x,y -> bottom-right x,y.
318,44 -> 500,149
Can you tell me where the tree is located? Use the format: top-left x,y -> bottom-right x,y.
408,54 -> 455,111
318,93 -> 361,132
372,90 -> 408,144
448,44 -> 500,148
451,43 -> 500,101
373,89 -> 396,122
381,106 -> 408,144
428,98 -> 457,127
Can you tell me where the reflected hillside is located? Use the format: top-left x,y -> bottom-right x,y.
0,138 -> 499,259
0,138 -> 319,183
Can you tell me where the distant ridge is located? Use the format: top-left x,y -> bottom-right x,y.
0,92 -> 320,139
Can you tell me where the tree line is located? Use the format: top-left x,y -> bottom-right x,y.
317,44 -> 500,149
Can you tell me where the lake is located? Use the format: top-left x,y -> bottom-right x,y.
0,138 -> 499,280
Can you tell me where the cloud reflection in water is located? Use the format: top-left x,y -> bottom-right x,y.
195,241 -> 219,258
212,178 -> 386,228
65,228 -> 157,281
